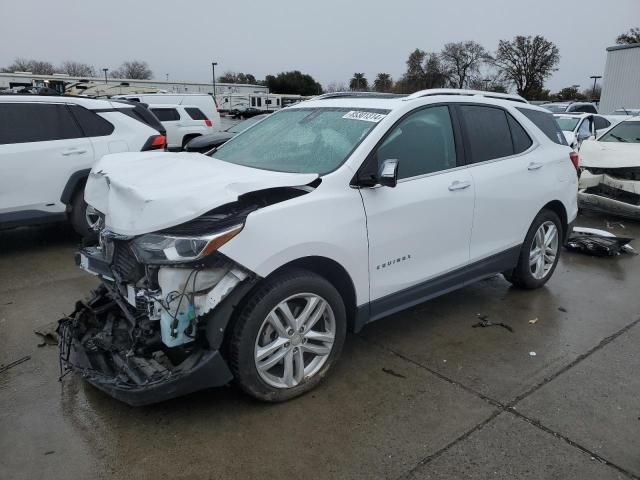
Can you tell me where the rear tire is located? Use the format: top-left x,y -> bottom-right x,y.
228,268 -> 347,402
503,209 -> 562,289
69,189 -> 97,241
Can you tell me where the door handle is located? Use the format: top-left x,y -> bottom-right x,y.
448,180 -> 471,191
61,149 -> 87,156
528,162 -> 543,171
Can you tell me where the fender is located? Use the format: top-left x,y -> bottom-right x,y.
60,169 -> 92,205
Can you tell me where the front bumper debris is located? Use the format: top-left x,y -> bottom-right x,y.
579,169 -> 640,220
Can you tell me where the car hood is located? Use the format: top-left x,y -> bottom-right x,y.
580,140 -> 640,169
85,152 -> 318,236
186,132 -> 234,151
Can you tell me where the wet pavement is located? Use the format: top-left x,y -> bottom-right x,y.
0,212 -> 638,479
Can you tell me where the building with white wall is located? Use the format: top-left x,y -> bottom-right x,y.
599,43 -> 640,114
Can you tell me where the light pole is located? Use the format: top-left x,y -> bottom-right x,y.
211,62 -> 218,98
590,75 -> 602,102
166,73 -> 169,82
102,68 -> 108,84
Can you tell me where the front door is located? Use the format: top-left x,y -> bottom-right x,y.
358,105 -> 474,317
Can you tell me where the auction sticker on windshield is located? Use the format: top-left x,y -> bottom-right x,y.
342,111 -> 387,122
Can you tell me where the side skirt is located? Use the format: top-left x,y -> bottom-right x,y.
354,245 -> 521,332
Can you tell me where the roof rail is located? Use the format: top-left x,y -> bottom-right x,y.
314,92 -> 406,100
405,88 -> 528,104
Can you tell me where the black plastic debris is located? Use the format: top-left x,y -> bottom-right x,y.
472,314 -> 513,333
565,227 -> 635,257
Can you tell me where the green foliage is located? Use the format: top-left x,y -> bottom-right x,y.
265,71 -> 322,95
616,27 -> 640,44
349,73 -> 369,91
218,72 -> 257,84
372,73 -> 393,92
394,50 -> 449,93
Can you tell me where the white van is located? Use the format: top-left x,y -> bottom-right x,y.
113,93 -> 221,131
147,104 -> 216,150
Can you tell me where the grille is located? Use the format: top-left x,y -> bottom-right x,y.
112,241 -> 143,283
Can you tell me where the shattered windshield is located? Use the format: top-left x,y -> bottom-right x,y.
212,108 -> 388,174
227,115 -> 265,134
599,122 -> 640,143
555,117 -> 580,132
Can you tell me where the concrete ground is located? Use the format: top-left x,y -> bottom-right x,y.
0,211 -> 638,480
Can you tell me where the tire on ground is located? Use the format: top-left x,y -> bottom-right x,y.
228,268 -> 347,402
69,188 -> 96,241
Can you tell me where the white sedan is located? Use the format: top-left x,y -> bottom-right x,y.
554,113 -> 621,150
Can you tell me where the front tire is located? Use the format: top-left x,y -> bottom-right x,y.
504,209 -> 562,289
228,268 -> 347,402
69,189 -> 98,241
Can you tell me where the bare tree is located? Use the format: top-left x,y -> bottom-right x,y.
373,73 -> 393,92
325,81 -> 347,92
59,61 -> 95,77
616,27 -> 640,44
110,60 -> 153,80
1,57 -> 54,74
492,35 -> 560,98
440,41 -> 488,89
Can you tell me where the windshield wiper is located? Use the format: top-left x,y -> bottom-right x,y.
610,134 -> 627,142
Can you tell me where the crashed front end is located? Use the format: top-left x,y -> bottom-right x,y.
578,167 -> 640,220
58,204 -> 260,406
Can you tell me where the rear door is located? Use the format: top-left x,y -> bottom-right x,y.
359,105 -> 475,311
0,102 -> 94,214
458,104 -> 543,262
150,107 -> 181,148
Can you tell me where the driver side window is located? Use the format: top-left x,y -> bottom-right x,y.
375,106 -> 457,180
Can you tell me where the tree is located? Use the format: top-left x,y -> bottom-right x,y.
582,83 -> 602,101
265,71 -> 322,95
440,41 -> 488,89
59,61 -> 95,77
349,73 -> 368,91
492,35 -> 560,99
553,86 -> 586,102
325,81 -> 348,93
394,49 -> 449,93
616,27 -> 640,44
1,58 -> 54,74
110,60 -> 153,79
423,53 -> 449,89
373,73 -> 393,92
218,71 -> 258,84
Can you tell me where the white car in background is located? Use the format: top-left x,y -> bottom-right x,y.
148,104 -> 216,150
554,113 -> 620,150
0,95 -> 166,237
60,89 -> 579,406
579,117 -> 640,219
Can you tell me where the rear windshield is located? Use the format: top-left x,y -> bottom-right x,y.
116,105 -> 165,134
599,121 -> 640,143
151,108 -> 180,121
517,108 -> 568,145
213,108 -> 388,174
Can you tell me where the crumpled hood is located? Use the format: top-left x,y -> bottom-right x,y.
85,152 -> 318,236
580,140 -> 640,169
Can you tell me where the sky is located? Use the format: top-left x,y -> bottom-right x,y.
1,0 -> 637,92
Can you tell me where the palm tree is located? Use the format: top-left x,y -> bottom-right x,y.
349,73 -> 368,91
373,73 -> 393,92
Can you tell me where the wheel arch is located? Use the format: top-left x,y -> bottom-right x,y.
541,200 -> 568,240
60,169 -> 91,206
182,133 -> 202,148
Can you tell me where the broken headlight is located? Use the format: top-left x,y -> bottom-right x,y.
131,224 -> 243,264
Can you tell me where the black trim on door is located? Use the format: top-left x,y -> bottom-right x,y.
353,245 -> 521,332
0,210 -> 67,230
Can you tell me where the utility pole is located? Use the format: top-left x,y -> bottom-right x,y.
212,62 -> 218,98
102,68 -> 108,84
590,75 -> 602,102
166,73 -> 169,82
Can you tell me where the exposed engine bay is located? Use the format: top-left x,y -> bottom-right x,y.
58,185 -> 313,405
579,167 -> 640,220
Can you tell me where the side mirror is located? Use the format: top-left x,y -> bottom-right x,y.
378,159 -> 399,188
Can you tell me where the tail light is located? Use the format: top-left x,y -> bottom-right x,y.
204,118 -> 212,127
141,134 -> 167,151
569,151 -> 580,170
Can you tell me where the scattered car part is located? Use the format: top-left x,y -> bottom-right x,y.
565,226 -> 635,256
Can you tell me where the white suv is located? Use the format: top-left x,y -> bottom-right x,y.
0,95 -> 166,237
59,89 -> 578,406
147,104 -> 216,150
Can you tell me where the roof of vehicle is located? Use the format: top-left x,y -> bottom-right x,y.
0,94 -> 121,110
553,113 -> 593,119
145,103 -> 201,109
294,89 -> 536,113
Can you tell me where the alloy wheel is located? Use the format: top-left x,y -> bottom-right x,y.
529,221 -> 559,280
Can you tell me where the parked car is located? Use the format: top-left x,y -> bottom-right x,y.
0,95 -> 166,237
610,108 -> 640,116
541,102 -> 598,114
113,93 -> 222,132
147,104 -> 216,150
553,113 -> 619,149
184,114 -> 270,153
60,89 -> 578,405
232,106 -> 265,119
578,117 -> 640,219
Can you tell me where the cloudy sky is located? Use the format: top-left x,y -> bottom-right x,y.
1,0 -> 637,91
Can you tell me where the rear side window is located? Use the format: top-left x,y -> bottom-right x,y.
185,107 -> 207,120
0,103 -> 83,144
459,105 -> 513,163
517,108 -> 568,145
151,108 -> 180,121
69,105 -> 114,137
593,116 -> 611,130
506,114 -> 533,154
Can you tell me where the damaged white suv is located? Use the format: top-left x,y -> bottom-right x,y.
59,89 -> 578,405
